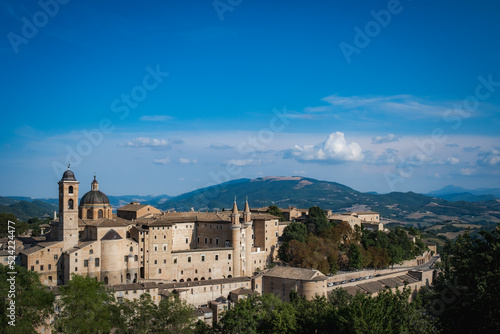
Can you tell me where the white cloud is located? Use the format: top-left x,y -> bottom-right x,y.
153,157 -> 170,165
463,146 -> 481,152
225,159 -> 261,166
284,132 -> 364,164
446,157 -> 460,165
125,137 -> 169,147
123,137 -> 182,148
478,147 -> 500,166
178,158 -> 198,164
139,115 -> 173,122
461,168 -> 476,175
372,133 -> 400,144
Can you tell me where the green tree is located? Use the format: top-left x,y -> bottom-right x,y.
337,288 -> 439,333
154,295 -> 195,333
430,228 -> 500,333
115,293 -> 158,334
267,205 -> 284,221
281,222 -> 308,243
348,244 -> 362,269
0,264 -> 55,333
307,206 -> 330,235
54,274 -> 117,334
216,294 -> 297,334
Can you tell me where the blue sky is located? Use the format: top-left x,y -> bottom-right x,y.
1,0 -> 499,198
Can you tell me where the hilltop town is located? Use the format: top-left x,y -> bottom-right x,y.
2,167 -> 440,329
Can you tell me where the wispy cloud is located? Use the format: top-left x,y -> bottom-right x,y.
477,147 -> 500,166
153,157 -> 170,165
463,146 -> 481,152
178,158 -> 198,164
209,143 -> 234,150
224,159 -> 261,166
283,132 -> 364,164
372,133 -> 400,144
122,137 -> 182,148
293,94 -> 489,121
139,115 -> 173,122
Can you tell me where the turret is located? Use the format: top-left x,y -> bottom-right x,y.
230,199 -> 241,277
243,198 -> 253,276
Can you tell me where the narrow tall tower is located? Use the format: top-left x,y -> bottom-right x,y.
243,198 -> 253,276
230,199 -> 241,277
58,165 -> 80,251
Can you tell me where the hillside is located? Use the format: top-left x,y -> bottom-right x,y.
0,197 -> 57,221
158,177 -> 500,230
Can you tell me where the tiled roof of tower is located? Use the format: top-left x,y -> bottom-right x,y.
101,229 -> 123,241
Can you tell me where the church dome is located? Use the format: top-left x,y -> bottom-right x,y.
79,190 -> 110,206
62,169 -> 76,181
79,175 -> 110,207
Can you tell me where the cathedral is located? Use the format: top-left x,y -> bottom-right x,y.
20,167 -> 281,286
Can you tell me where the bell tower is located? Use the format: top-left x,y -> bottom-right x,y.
58,165 -> 80,250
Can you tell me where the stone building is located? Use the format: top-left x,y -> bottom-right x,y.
20,167 -> 281,287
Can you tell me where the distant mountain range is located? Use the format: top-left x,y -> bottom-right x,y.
2,178 -> 499,228
424,185 -> 500,202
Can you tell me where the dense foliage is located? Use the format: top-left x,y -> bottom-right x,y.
422,227 -> 500,333
204,288 -> 438,334
278,207 -> 427,273
0,264 -> 55,333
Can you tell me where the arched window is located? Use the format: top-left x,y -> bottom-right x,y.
98,209 -> 103,218
126,273 -> 131,280
87,209 -> 93,219
89,249 -> 93,255
200,277 -> 205,281
187,278 -> 192,282
68,186 -> 73,194
194,277 -> 198,281
104,276 -> 108,284
68,199 -> 74,209
179,279 -> 184,282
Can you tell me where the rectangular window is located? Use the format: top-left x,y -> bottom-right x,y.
204,238 -> 207,244
54,255 -> 58,260
48,264 -> 52,270
75,259 -> 78,263
30,266 -> 34,271
173,258 -> 177,264
84,260 -> 88,268
48,276 -> 52,281
185,238 -> 189,244
228,254 -> 231,260
215,255 -> 219,261
158,269 -> 161,274
216,238 -> 219,245
188,257 -> 191,263
40,265 -> 44,271
95,258 -> 100,267
75,267 -> 78,272
154,260 -> 157,264
201,255 -> 205,262
134,255 -> 138,261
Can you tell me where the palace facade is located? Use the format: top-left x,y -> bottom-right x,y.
20,167 -> 280,286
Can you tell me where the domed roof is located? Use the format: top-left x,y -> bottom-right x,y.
79,190 -> 110,206
79,175 -> 110,207
62,169 -> 76,181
